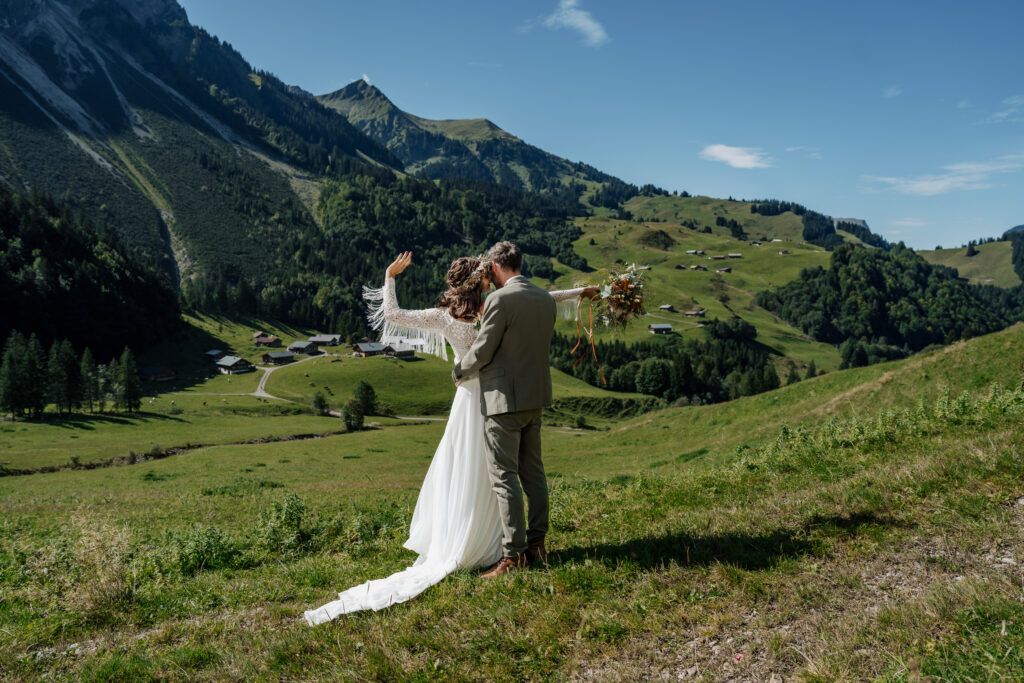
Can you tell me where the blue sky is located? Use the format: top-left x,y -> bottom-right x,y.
177,0 -> 1024,249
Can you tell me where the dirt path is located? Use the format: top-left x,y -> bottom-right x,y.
252,354 -> 322,399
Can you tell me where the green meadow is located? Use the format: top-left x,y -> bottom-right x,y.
1,326 -> 1023,680
534,212 -> 840,373
920,240 -> 1021,289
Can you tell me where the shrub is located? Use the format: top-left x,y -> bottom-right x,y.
254,493 -> 311,555
354,381 -> 376,415
311,390 -> 329,416
176,526 -> 238,576
341,398 -> 364,432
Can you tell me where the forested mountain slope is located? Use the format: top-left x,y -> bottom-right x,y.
0,0 -> 397,285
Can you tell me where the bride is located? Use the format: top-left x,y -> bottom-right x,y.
304,251 -> 593,625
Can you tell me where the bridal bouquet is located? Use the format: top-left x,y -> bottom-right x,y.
597,263 -> 647,328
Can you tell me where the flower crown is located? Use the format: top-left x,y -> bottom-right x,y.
455,258 -> 492,293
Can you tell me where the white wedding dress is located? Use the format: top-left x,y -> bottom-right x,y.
304,275 -> 582,625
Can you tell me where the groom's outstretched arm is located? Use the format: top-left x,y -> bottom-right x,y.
452,296 -> 507,383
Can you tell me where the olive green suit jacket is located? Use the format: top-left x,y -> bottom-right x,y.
451,275 -> 556,416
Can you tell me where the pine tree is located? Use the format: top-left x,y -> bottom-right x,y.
80,348 -> 97,413
786,364 -> 801,385
24,334 -> 47,418
48,341 -> 69,415
118,347 -> 142,414
0,332 -> 27,418
96,363 -> 110,413
341,398 -> 363,432
47,340 -> 79,415
311,390 -> 330,416
354,381 -> 376,416
805,360 -> 817,380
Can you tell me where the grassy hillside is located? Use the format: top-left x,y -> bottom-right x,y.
2,327 -> 1022,680
624,194 -> 807,242
920,241 -> 1021,288
536,215 -> 840,372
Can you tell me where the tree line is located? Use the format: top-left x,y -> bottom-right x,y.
756,243 -> 1024,368
0,332 -> 142,419
182,167 -> 591,337
550,318 -> 781,404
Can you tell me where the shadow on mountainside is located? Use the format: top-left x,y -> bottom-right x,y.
551,511 -> 904,571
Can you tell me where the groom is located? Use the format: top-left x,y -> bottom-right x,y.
452,241 -> 556,577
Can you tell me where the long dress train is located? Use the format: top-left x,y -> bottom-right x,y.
304,276 -> 582,625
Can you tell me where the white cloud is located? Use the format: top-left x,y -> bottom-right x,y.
699,144 -> 773,169
543,0 -> 609,47
361,73 -> 371,85
988,94 -> 1024,123
864,155 -> 1024,196
891,218 -> 928,228
883,85 -> 903,99
784,146 -> 803,153
957,99 -> 973,110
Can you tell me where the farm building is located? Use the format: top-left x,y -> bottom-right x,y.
382,335 -> 428,352
689,264 -> 707,271
716,267 -> 732,273
710,255 -> 726,260
309,334 -> 341,347
262,351 -> 295,365
675,264 -> 687,270
384,343 -> 416,359
659,304 -> 675,312
216,356 -> 254,375
204,349 -> 226,362
684,309 -> 706,317
778,249 -> 791,255
288,341 -> 318,354
728,253 -> 743,259
254,335 -> 281,347
354,342 -> 386,357
648,324 -> 673,334
685,249 -> 697,255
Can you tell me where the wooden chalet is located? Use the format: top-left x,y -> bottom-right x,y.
685,249 -> 697,255
689,264 -> 707,271
204,349 -> 226,362
684,309 -> 706,318
353,342 -> 386,357
309,334 -> 341,347
216,355 -> 254,375
648,324 -> 673,335
658,304 -> 675,312
716,267 -> 732,273
384,343 -> 416,359
288,341 -> 318,354
262,351 -> 295,365
778,249 -> 791,255
254,335 -> 281,347
710,255 -> 726,260
728,253 -> 743,259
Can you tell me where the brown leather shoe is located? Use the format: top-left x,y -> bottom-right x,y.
480,554 -> 528,578
525,538 -> 547,566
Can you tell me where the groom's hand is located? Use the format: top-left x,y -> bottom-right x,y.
582,285 -> 600,300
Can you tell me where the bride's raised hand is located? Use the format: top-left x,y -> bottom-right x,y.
386,251 -> 413,278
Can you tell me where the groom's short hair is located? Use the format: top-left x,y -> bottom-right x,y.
488,241 -> 522,272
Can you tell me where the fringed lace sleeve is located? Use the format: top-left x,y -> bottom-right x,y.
550,287 -> 587,321
363,276 -> 450,361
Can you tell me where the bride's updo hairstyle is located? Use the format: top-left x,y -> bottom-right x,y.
437,256 -> 488,320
